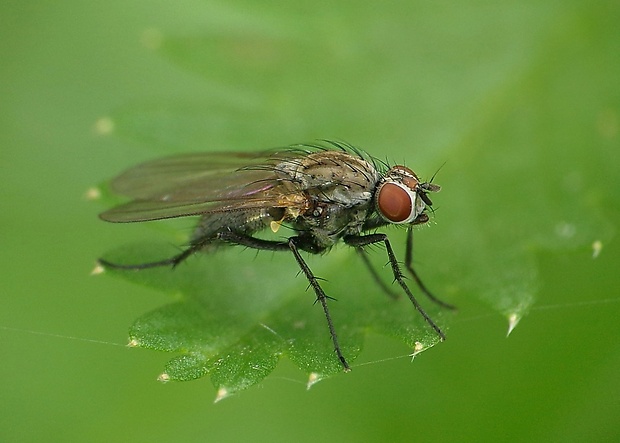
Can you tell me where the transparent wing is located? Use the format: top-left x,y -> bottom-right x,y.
107,152 -> 267,199
99,150 -> 308,223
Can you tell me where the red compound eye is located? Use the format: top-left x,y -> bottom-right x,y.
377,182 -> 415,223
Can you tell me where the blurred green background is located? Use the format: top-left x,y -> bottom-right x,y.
1,1 -> 619,442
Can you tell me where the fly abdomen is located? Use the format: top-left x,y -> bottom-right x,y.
191,207 -> 285,247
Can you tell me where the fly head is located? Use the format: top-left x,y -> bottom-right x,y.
375,165 -> 440,225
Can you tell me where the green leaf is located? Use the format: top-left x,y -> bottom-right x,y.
99,0 -> 618,396
102,240 -> 447,395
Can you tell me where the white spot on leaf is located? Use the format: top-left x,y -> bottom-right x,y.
306,372 -> 324,390
507,312 -> 521,336
158,372 -> 170,383
592,240 -> 603,258
93,117 -> 114,135
214,387 -> 230,403
90,263 -> 105,275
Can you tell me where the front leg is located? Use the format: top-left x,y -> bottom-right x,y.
344,233 -> 447,341
404,227 -> 456,310
354,247 -> 400,300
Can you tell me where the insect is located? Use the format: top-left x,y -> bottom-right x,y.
99,140 -> 454,371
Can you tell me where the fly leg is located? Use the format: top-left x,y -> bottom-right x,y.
215,231 -> 351,371
344,233 -> 447,341
404,227 -> 456,310
287,237 -> 351,372
98,239 -> 210,270
354,248 -> 399,299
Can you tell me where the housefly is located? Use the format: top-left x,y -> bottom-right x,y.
99,140 -> 454,371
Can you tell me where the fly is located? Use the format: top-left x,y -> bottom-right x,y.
99,140 -> 455,371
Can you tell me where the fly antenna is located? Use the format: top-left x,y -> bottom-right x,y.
429,161 -> 447,184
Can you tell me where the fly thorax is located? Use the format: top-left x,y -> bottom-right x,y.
278,151 -> 379,206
